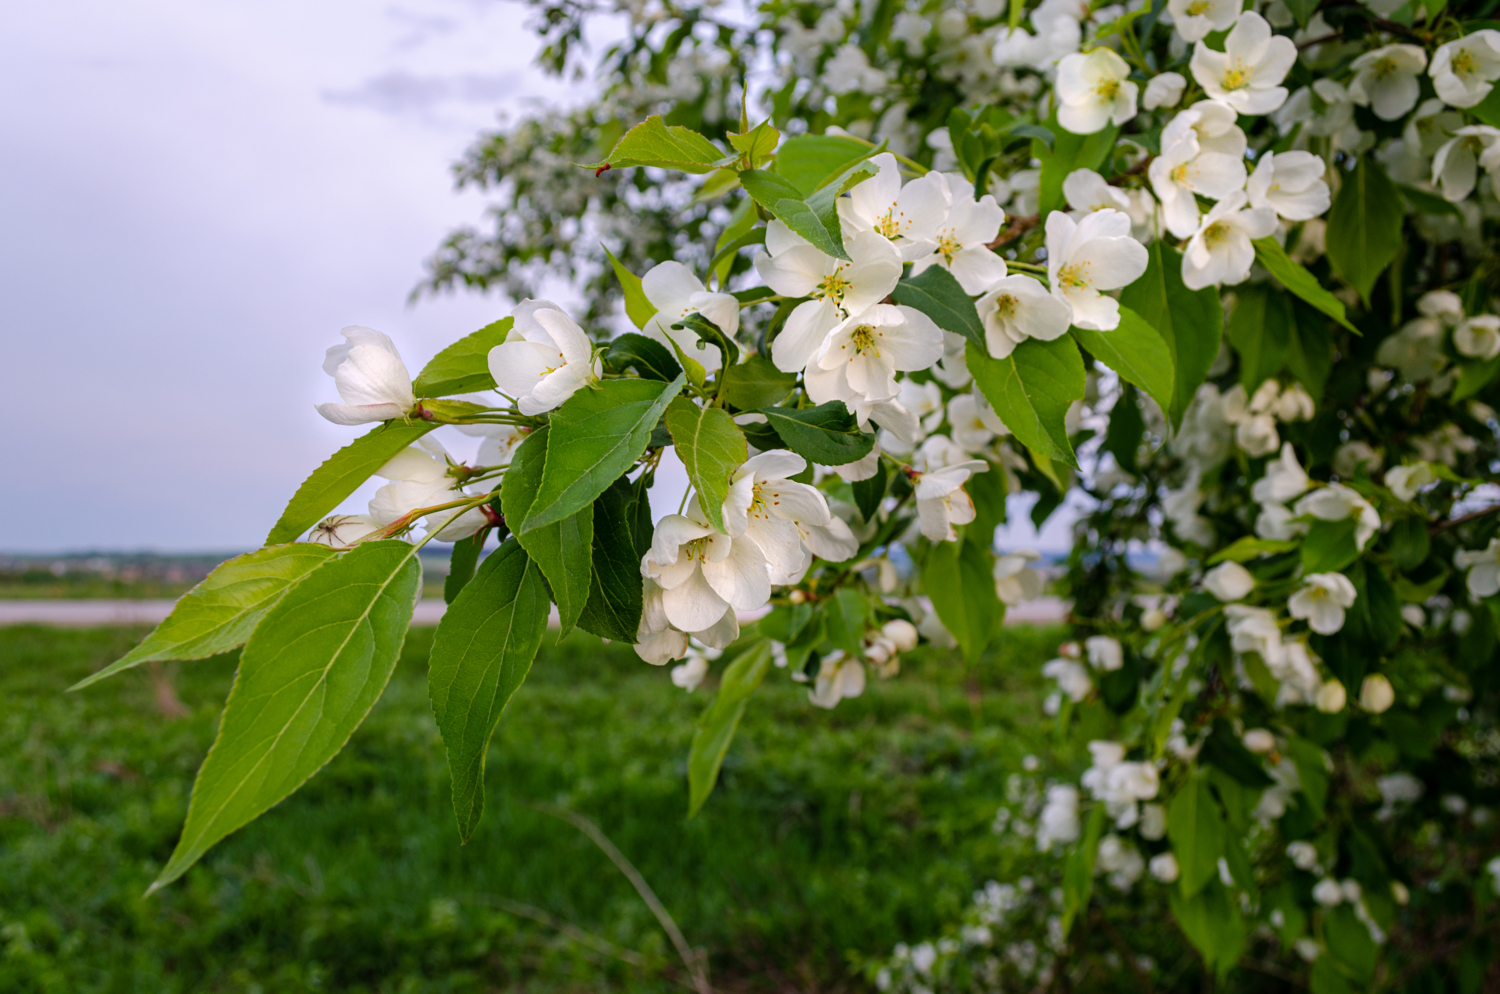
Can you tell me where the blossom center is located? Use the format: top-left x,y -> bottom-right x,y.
1170,163 -> 1189,185
878,205 -> 903,238
1095,77 -> 1120,101
1454,49 -> 1476,78
1056,262 -> 1090,291
848,324 -> 881,358
1186,0 -> 1210,14
1371,57 -> 1398,80
936,233 -> 961,261
1202,221 -> 1230,247
1220,62 -> 1251,91
683,536 -> 713,563
817,268 -> 851,302
994,293 -> 1018,320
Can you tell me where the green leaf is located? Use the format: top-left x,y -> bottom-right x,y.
1072,307 -> 1176,417
444,529 -> 489,605
738,168 -> 849,261
772,134 -> 875,195
1398,182 -> 1464,217
148,540 -> 421,893
585,115 -> 725,174
1226,285 -> 1292,393
1310,956 -> 1355,994
1253,237 -> 1359,334
1287,297 -> 1336,400
687,640 -> 774,816
1208,536 -> 1298,564
577,476 -> 645,643
921,538 -> 1002,661
1119,240 -> 1223,426
70,544 -> 337,690
1284,737 -> 1330,818
1169,881 -> 1246,980
1169,776 -> 1226,899
1325,905 -> 1378,984
852,465 -> 888,522
1061,804 -> 1107,936
965,337 -> 1085,469
522,376 -> 685,534
1387,515 -> 1431,572
727,119 -> 779,166
674,311 -> 741,369
501,427 -> 593,636
604,246 -> 659,331
756,402 -> 875,466
718,354 -> 797,410
890,266 -> 986,348
710,209 -> 764,288
1036,118 -> 1118,216
665,397 -> 747,534
1283,0 -> 1318,26
823,588 -> 869,655
1200,718 -> 1275,788
265,421 -> 438,546
411,318 -> 513,398
428,538 -> 551,842
1471,80 -> 1500,127
1455,353 -> 1500,401
1102,385 -> 1143,474
603,333 -> 681,382
1301,517 -> 1360,573
1325,157 -> 1404,305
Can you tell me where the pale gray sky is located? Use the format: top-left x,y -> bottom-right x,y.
1,1 -> 1076,554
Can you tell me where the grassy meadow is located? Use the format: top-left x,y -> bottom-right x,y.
0,622 -> 1065,993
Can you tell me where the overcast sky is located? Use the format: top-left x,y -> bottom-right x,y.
1,0 -> 1076,554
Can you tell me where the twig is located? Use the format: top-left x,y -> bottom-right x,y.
989,213 -> 1040,248
529,803 -> 713,994
461,893 -> 654,970
1429,502 -> 1500,535
1297,31 -> 1341,49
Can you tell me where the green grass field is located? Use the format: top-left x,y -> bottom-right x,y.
0,623 -> 1064,993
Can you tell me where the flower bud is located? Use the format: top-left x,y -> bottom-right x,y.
1149,852 -> 1179,883
1315,679 -> 1347,713
1242,728 -> 1276,754
882,619 -> 920,652
1359,674 -> 1395,713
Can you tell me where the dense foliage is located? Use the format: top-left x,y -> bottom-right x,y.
71,0 -> 1500,989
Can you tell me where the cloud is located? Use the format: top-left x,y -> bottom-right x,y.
323,69 -> 524,116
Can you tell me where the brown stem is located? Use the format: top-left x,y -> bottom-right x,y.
989,213 -> 1040,248
1297,30 -> 1341,49
1429,501 -> 1500,535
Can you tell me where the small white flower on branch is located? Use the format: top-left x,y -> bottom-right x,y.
838,153 -> 953,261
1044,208 -> 1148,331
1181,191 -> 1278,290
1349,44 -> 1428,120
316,327 -> 415,426
1430,30 -> 1500,109
909,175 -> 1008,293
1246,151 -> 1331,222
1189,12 -> 1296,115
1142,71 -> 1187,110
1055,48 -> 1138,134
913,459 -> 990,541
976,274 -> 1074,358
641,261 -> 740,373
1289,572 -> 1358,635
488,300 -> 601,415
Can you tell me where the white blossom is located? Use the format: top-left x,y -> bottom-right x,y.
1253,443 -> 1311,504
839,153 -> 953,261
722,450 -> 856,584
949,391 -> 1010,451
910,175 -> 1009,293
1289,572 -> 1358,635
1036,785 -> 1081,850
1063,168 -> 1131,217
641,511 -> 771,634
976,275 -> 1074,357
809,650 -> 867,708
1376,317 -> 1449,381
641,261 -> 740,373
1349,44 -> 1428,120
914,460 -> 990,541
1430,31 -> 1500,109
1143,71 -> 1187,110
1043,657 -> 1093,702
1315,678 -> 1348,713
806,304 -> 945,405
1432,125 -> 1500,202
1084,635 -> 1124,672
1243,728 -> 1276,753
994,550 -> 1045,604
1456,538 -> 1500,598
1247,151 -> 1332,221
1169,0 -> 1241,42
316,326 -> 415,426
1150,127 -> 1249,238
1190,12 -> 1297,115
823,44 -> 888,93
1456,315 -> 1500,359
1182,191 -> 1279,290
1055,48 -> 1138,134
1385,462 -> 1436,501
756,226 -> 903,373
1204,561 -> 1256,601
489,301 -> 601,415
1288,841 -> 1319,871
1149,852 -> 1180,883
1293,483 -> 1381,550
1044,209 -> 1149,331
